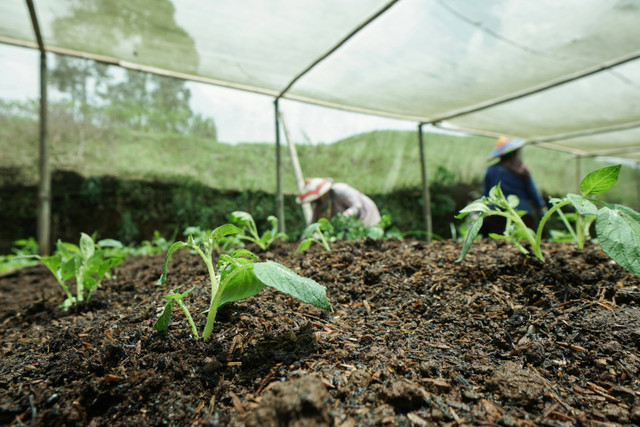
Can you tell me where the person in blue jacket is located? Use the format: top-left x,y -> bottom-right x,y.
482,137 -> 547,234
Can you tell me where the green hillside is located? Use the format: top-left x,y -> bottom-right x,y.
1,117 -> 637,209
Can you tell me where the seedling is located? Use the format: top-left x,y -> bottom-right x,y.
456,183 -> 545,260
547,207 -> 595,249
326,213 -> 389,240
31,233 -> 123,310
183,225 -> 242,253
0,237 -> 39,274
155,287 -> 198,338
297,218 -> 333,252
457,165 -> 640,280
229,211 -> 288,250
154,224 -> 332,340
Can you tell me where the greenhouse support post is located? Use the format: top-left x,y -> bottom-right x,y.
27,0 -> 51,255
418,124 -> 433,243
279,112 -> 313,225
637,162 -> 640,210
274,98 -> 285,233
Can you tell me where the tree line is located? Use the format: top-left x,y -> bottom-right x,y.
47,55 -> 217,139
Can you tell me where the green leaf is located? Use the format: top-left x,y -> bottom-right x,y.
230,248 -> 259,261
267,215 -> 279,230
318,217 -> 333,232
56,239 -> 74,259
163,286 -> 196,301
488,183 -> 504,200
83,276 -> 96,291
155,241 -> 187,285
567,193 -> 598,215
95,257 -> 123,282
154,299 -> 175,331
458,202 -> 491,215
211,224 -> 242,245
97,238 -> 123,248
367,227 -> 384,240
489,233 -> 509,240
61,258 -> 77,281
80,232 -> 95,261
301,223 -> 321,239
253,261 -> 332,311
39,254 -> 62,278
230,211 -> 253,228
595,204 -> 640,279
580,164 -> 621,196
506,194 -> 520,209
296,239 -> 312,253
218,264 -> 264,307
217,253 -> 235,269
456,216 -> 483,262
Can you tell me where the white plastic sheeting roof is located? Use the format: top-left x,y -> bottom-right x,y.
2,0 -> 640,161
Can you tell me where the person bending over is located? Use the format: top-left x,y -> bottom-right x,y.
297,177 -> 381,227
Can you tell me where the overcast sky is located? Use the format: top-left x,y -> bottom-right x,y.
0,44 -> 417,145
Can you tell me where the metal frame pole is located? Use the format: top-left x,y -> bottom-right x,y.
27,0 -> 51,255
418,124 -> 432,243
274,98 -> 285,233
637,161 -> 640,211
575,156 -> 581,193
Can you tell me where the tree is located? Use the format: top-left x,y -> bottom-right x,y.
47,0 -> 216,138
48,56 -> 110,124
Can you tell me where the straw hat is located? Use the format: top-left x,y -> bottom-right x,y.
489,137 -> 525,158
296,177 -> 333,204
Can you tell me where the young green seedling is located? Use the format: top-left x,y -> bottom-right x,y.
547,203 -> 595,249
182,225 -> 242,253
154,287 -> 198,338
229,211 -> 288,250
154,224 -> 332,340
31,233 -> 123,310
325,213 -> 387,240
0,237 -> 39,274
457,165 -> 640,280
296,218 -> 333,253
564,164 -> 640,278
456,183 -> 544,260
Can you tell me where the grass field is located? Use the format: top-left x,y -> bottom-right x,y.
2,117 -> 638,210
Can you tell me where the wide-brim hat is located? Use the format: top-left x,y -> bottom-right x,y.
489,137 -> 525,158
297,177 -> 333,204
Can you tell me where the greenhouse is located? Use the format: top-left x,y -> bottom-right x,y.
1,1 -> 640,425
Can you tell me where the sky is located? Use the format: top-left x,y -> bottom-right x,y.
0,44 -> 417,145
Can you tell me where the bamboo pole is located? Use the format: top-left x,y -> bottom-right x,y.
278,112 -> 313,225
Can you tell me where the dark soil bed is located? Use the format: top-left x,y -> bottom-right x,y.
1,238 -> 639,426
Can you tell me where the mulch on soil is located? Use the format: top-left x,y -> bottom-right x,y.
1,238 -> 639,426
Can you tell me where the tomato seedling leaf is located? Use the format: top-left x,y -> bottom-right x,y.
154,299 -> 175,332
253,261 -> 332,312
217,260 -> 264,307
456,216 -> 483,262
596,204 -> 640,278
567,193 -> 598,215
579,164 -> 621,196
